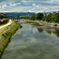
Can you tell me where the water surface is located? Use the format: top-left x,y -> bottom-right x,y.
1,21 -> 59,59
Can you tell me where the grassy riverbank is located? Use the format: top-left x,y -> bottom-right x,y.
0,20 -> 22,58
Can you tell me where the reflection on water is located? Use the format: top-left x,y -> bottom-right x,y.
37,26 -> 59,37
1,21 -> 59,59
37,28 -> 44,33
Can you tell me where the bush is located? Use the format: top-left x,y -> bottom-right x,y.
2,34 -> 7,38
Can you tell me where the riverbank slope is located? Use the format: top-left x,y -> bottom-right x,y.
0,19 -> 22,58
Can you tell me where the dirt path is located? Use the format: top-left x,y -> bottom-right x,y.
0,19 -> 12,35
0,19 -> 12,29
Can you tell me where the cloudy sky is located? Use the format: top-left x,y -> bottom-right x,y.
0,0 -> 59,13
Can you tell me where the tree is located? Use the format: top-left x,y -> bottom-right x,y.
46,13 -> 56,22
56,13 -> 59,22
31,15 -> 36,20
16,15 -> 20,19
36,13 -> 44,20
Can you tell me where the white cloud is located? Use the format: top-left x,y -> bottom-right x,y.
10,3 -> 20,6
0,0 -> 59,12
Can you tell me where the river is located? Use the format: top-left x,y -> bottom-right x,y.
1,20 -> 59,59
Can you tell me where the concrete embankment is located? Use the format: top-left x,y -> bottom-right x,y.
0,19 -> 22,58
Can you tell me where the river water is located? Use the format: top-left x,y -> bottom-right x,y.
1,20 -> 59,59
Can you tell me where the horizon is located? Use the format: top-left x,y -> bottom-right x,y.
0,11 -> 59,13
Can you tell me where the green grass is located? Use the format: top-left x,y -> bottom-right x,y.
0,20 -> 22,58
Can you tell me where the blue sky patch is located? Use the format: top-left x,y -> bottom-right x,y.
20,3 -> 32,6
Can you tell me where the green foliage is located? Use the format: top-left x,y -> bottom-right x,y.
46,13 -> 56,22
3,16 -> 8,18
2,34 -> 7,38
11,12 -> 59,23
55,13 -> 59,22
42,16 -> 46,21
36,13 -> 44,20
3,14 -> 8,18
15,15 -> 20,19
5,32 -> 11,36
31,15 -> 37,20
45,13 -> 59,22
2,32 -> 11,38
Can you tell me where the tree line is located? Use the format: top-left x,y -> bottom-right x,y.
11,12 -> 59,23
